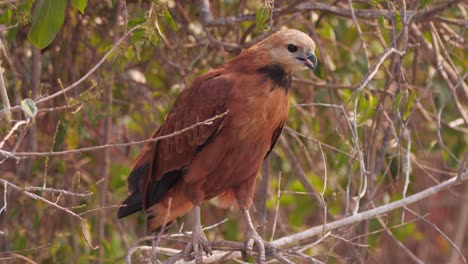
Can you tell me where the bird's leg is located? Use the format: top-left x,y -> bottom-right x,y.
183,205 -> 212,263
241,208 -> 274,263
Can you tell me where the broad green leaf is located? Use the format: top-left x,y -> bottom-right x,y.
71,0 -> 88,14
28,0 -> 67,49
20,98 -> 37,119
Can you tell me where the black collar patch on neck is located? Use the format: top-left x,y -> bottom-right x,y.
257,64 -> 292,92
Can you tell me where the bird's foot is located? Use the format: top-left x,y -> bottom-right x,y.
183,227 -> 212,263
244,229 -> 276,263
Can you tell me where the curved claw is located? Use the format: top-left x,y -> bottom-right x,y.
241,208 -> 277,263
183,230 -> 212,263
245,231 -> 271,263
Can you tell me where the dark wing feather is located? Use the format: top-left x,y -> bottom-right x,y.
118,137 -> 154,218
264,122 -> 284,159
117,191 -> 144,218
146,169 -> 185,206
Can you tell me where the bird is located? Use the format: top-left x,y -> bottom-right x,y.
117,29 -> 317,262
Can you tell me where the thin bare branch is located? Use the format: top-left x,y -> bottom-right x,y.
0,110 -> 229,158
0,179 -> 85,221
0,26 -> 141,118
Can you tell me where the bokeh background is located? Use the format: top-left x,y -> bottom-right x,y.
0,0 -> 467,263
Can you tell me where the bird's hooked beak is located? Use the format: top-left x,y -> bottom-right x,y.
297,52 -> 318,70
304,52 -> 318,70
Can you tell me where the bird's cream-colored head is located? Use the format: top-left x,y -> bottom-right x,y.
257,29 -> 317,73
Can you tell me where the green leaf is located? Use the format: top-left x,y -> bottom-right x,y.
403,90 -> 417,119
0,8 -> 12,24
128,17 -> 145,28
6,27 -> 19,45
393,92 -> 404,113
71,0 -> 88,14
378,16 -> 385,28
358,90 -> 376,122
20,98 -> 37,119
80,221 -> 93,249
395,10 -> 402,31
27,0 -> 68,49
130,28 -> 145,43
419,0 -> 433,7
335,143 -> 352,170
164,7 -> 178,31
370,0 -> 384,6
255,5 -> 270,32
53,121 -> 67,151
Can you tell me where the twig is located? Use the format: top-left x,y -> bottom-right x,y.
0,254 -> 37,264
202,1 -> 461,26
448,184 -> 468,264
355,47 -> 404,91
23,186 -> 92,197
0,110 -> 229,158
79,204 -> 125,216
401,127 -> 412,206
347,0 -> 370,69
0,26 -> 141,118
272,175 -> 466,248
132,173 -> 467,263
372,205 -> 424,264
0,119 -> 30,150
0,179 -> 84,221
405,207 -> 467,264
97,2 -> 123,262
0,181 -> 6,215
270,172 -> 282,242
278,136 -> 324,211
0,0 -> 17,5
0,55 -> 11,121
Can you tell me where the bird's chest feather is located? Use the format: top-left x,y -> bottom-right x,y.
229,81 -> 289,140
194,84 -> 289,195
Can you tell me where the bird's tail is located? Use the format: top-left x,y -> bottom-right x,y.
146,194 -> 193,232
117,191 -> 144,219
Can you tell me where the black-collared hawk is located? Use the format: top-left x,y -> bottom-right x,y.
117,29 -> 317,262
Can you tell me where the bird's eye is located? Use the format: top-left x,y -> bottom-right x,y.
287,44 -> 298,53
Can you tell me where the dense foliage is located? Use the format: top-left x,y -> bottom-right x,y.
0,0 -> 467,263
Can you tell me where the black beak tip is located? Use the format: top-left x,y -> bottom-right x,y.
307,54 -> 318,70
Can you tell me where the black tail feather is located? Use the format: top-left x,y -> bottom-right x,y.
117,191 -> 144,219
